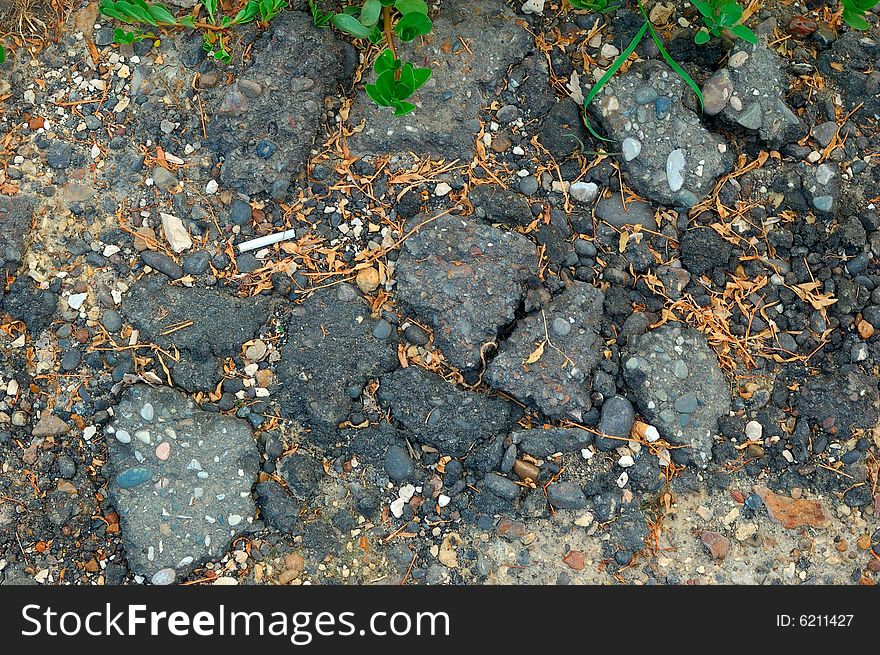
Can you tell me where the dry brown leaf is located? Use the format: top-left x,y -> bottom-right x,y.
523,340 -> 546,365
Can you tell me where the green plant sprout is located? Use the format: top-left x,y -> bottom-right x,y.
324,1 -> 433,115
98,0 -> 288,63
691,0 -> 757,44
841,0 -> 879,29
568,0 -> 622,12
365,47 -> 431,115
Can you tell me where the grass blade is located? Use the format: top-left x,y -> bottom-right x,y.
639,0 -> 704,112
582,21 -> 648,142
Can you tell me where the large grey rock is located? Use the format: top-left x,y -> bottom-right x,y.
795,366 -> 879,435
346,0 -> 532,160
487,281 -> 604,421
713,41 -> 803,146
122,276 -> 271,392
818,31 -> 880,118
107,385 -> 259,580
538,99 -> 591,159
208,10 -> 354,195
588,60 -> 733,208
396,214 -> 539,370
1,280 -> 57,337
622,325 -> 729,467
378,366 -> 514,456
277,284 -> 398,440
0,195 -> 33,274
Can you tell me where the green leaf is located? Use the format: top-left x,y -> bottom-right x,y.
146,3 -> 176,25
729,24 -> 757,43
690,0 -> 714,18
366,82 -> 392,106
330,13 -> 375,38
373,48 -> 400,75
374,69 -> 397,100
360,0 -> 382,27
393,100 -> 416,116
395,0 -> 429,15
205,0 -> 218,22
0,44 -> 5,65
398,62 -> 416,97
412,66 -> 431,89
694,29 -> 710,44
582,21 -> 648,142
394,11 -> 432,41
842,9 -> 871,30
232,1 -> 261,25
113,27 -> 143,43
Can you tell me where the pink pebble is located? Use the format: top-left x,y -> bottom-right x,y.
155,442 -> 171,461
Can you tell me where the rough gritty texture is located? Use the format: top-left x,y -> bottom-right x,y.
396,214 -> 539,370
106,385 -> 259,580
487,281 -> 605,420
379,366 -> 514,456
795,366 -> 879,434
208,10 -> 354,196
122,276 -> 271,392
714,41 -> 802,146
623,325 -> 730,467
818,31 -> 880,117
277,284 -> 399,440
346,0 -> 532,160
0,195 -> 33,274
589,60 -> 733,208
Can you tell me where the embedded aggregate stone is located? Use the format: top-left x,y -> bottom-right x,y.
122,276 -> 271,392
346,0 -> 532,160
623,325 -> 730,467
713,41 -> 803,146
487,281 -> 604,421
511,427 -> 593,458
588,60 -> 733,208
378,366 -> 514,457
278,284 -> 398,440
395,213 -> 539,370
106,385 -> 259,580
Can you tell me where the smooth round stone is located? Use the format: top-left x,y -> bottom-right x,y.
672,360 -> 689,379
634,85 -> 658,104
403,324 -> 429,346
140,403 -> 154,421
574,239 -> 597,257
621,137 -> 642,161
519,175 -> 539,196
102,309 -> 123,333
61,349 -> 82,371
155,442 -> 171,461
117,467 -> 152,489
598,395 -> 635,451
228,514 -> 243,526
372,319 -> 393,340
812,195 -> 833,212
666,149 -> 686,193
551,317 -> 572,337
384,444 -> 414,482
674,393 -> 698,414
151,568 -> 176,585
115,429 -> 132,444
